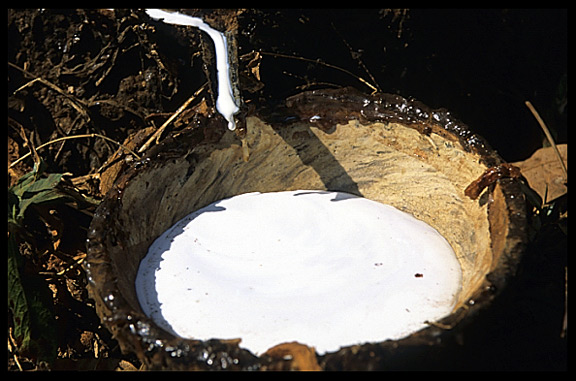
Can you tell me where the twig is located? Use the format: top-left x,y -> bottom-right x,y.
17,126 -> 42,170
138,83 -> 208,153
259,51 -> 379,94
9,61 -> 121,154
8,328 -> 23,371
9,133 -> 141,168
525,101 -> 568,181
39,253 -> 86,277
9,62 -> 91,122
331,21 -> 382,93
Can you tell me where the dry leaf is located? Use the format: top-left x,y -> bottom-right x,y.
513,144 -> 567,202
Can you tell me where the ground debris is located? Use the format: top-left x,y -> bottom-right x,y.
7,8 -> 206,370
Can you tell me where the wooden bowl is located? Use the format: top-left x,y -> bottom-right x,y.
85,87 -> 527,370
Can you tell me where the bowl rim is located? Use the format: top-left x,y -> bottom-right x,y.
84,87 -> 528,370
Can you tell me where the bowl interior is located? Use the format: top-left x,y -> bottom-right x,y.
117,116 -> 499,313
85,90 -> 526,369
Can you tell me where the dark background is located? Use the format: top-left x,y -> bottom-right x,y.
239,9 -> 567,163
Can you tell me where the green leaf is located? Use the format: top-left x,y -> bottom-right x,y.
10,159 -> 48,198
7,158 -> 68,364
10,170 -> 36,199
8,188 -> 20,223
8,240 -> 32,353
16,188 -> 73,221
22,173 -> 66,195
8,235 -> 58,363
9,164 -> 73,222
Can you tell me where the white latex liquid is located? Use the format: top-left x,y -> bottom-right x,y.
136,191 -> 462,355
146,9 -> 239,130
